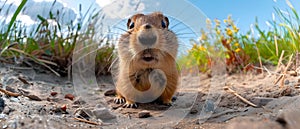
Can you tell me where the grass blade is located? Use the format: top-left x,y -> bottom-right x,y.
1,0 -> 27,47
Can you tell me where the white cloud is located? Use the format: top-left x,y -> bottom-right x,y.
31,0 -> 71,12
33,0 -> 68,8
95,0 -> 113,7
32,0 -> 52,2
17,14 -> 37,25
99,0 -> 145,19
0,0 -> 21,6
0,14 -> 36,26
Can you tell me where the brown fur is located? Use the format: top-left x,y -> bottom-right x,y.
115,12 -> 179,107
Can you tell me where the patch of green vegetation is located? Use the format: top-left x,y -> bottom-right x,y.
0,1 -> 114,76
179,0 -> 299,74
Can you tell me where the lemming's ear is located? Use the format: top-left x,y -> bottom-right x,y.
127,18 -> 135,29
164,16 -> 169,28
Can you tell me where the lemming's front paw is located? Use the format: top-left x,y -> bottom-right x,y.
149,69 -> 167,88
123,102 -> 138,108
114,97 -> 125,104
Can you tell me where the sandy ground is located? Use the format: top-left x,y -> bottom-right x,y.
1,62 -> 300,129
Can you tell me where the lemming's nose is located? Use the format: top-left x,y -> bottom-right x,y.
144,24 -> 152,29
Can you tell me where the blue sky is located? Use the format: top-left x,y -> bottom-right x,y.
68,0 -> 299,35
190,0 -> 299,33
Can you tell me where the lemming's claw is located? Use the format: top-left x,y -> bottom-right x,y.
123,103 -> 138,108
114,97 -> 125,104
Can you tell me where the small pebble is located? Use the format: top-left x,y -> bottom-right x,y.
5,86 -> 16,93
5,78 -> 17,85
61,104 -> 67,112
172,96 -> 177,101
95,104 -> 104,108
280,87 -> 292,96
50,106 -> 68,114
50,92 -> 58,96
138,110 -> 151,118
92,107 -> 116,121
190,108 -> 198,114
204,100 -> 214,112
0,97 -> 4,113
27,95 -> 42,101
9,97 -> 19,103
2,107 -> 12,115
73,97 -> 86,105
0,113 -> 8,119
252,97 -> 274,107
284,80 -> 290,85
104,89 -> 116,96
65,94 -> 75,101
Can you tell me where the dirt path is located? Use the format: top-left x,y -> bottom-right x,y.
1,62 -> 300,129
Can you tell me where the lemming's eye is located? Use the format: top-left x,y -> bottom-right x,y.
161,20 -> 166,28
129,22 -> 135,29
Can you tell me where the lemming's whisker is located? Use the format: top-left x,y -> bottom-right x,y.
105,32 -> 125,36
108,57 -> 118,70
177,43 -> 190,46
173,25 -> 204,34
168,2 -> 195,26
173,27 -> 193,33
73,38 -> 105,55
176,36 -> 196,38
169,21 -> 183,30
72,46 -> 110,66
113,27 -> 131,34
175,32 -> 200,36
102,33 -> 118,37
160,51 -> 167,57
129,48 -> 137,59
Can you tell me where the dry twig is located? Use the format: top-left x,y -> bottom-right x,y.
274,74 -> 284,85
224,86 -> 257,107
0,88 -> 21,97
255,44 -> 264,75
274,53 -> 293,87
280,54 -> 294,87
263,66 -> 272,76
276,50 -> 285,72
74,117 -> 100,125
274,36 -> 279,57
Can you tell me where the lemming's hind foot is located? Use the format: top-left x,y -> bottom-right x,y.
162,102 -> 172,106
162,99 -> 172,106
155,99 -> 172,106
